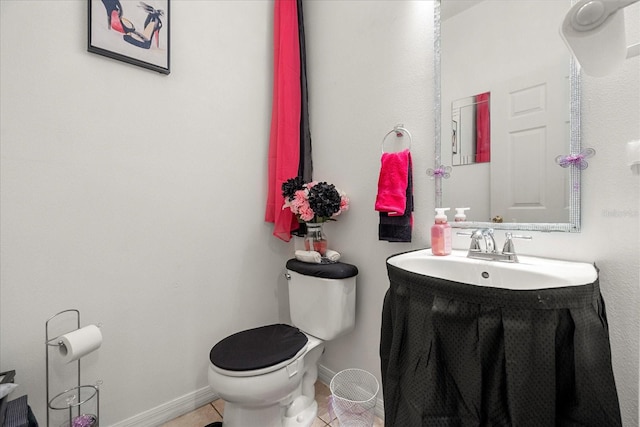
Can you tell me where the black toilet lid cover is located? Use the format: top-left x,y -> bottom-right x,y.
286,259 -> 358,279
210,324 -> 308,371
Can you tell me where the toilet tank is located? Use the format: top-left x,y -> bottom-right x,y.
285,259 -> 358,341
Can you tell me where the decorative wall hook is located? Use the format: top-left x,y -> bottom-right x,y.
555,148 -> 596,170
427,165 -> 452,179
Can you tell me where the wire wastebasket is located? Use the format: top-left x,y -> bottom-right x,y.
329,369 -> 379,427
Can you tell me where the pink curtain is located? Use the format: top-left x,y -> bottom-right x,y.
475,92 -> 491,163
264,0 -> 301,242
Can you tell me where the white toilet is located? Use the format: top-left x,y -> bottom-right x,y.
208,259 -> 358,427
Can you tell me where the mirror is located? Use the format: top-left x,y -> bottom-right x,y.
451,93 -> 491,166
435,0 -> 582,232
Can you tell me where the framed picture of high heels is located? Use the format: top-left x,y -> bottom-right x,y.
88,0 -> 170,74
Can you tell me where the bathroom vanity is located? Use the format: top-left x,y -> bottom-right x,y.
380,249 -> 622,426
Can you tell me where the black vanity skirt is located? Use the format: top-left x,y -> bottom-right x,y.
380,262 -> 622,427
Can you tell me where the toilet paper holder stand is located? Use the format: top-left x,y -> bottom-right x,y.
45,309 -> 101,427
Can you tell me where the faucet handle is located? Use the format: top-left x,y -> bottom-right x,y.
457,230 -> 482,251
502,232 -> 532,254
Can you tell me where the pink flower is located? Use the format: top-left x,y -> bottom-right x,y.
289,190 -> 308,215
302,181 -> 318,195
298,204 -> 315,222
339,194 -> 350,212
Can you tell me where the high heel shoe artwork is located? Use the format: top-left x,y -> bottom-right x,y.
89,0 -> 170,74
123,2 -> 164,50
101,0 -> 135,34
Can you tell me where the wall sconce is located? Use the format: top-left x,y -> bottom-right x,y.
560,0 -> 639,77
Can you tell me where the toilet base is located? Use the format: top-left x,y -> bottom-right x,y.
213,399 -> 318,427
283,399 -> 317,427
222,400 -> 284,427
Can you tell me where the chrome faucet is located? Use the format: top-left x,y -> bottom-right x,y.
471,228 -> 495,253
459,229 -> 531,262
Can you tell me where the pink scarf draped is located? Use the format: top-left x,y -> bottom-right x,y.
264,0 -> 301,242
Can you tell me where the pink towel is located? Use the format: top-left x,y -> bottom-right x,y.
375,149 -> 411,216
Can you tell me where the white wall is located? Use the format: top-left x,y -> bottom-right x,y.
1,0 -> 638,426
1,1 -> 289,424
304,1 -> 638,426
301,0 -> 434,403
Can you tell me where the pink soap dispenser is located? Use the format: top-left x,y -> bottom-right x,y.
431,208 -> 451,256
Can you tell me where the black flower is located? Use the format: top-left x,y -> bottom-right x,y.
281,176 -> 305,200
308,182 -> 342,219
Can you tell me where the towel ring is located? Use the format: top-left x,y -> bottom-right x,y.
382,124 -> 412,153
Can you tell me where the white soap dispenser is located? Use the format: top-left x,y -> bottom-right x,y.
431,208 -> 451,256
454,207 -> 470,222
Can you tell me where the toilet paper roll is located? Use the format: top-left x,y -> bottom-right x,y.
58,325 -> 102,364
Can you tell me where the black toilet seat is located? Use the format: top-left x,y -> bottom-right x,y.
209,324 -> 308,372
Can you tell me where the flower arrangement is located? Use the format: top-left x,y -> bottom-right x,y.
282,177 -> 349,223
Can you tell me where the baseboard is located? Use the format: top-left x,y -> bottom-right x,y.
108,386 -> 219,427
318,364 -> 385,421
109,365 -> 384,426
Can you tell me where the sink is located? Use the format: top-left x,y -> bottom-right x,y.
387,249 -> 597,290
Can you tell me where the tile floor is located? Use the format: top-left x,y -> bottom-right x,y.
161,380 -> 384,427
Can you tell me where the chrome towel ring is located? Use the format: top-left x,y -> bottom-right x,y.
382,124 -> 412,153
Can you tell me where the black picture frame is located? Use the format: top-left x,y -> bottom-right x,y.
88,0 -> 170,74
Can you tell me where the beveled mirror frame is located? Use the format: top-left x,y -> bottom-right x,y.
434,0 -> 582,232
